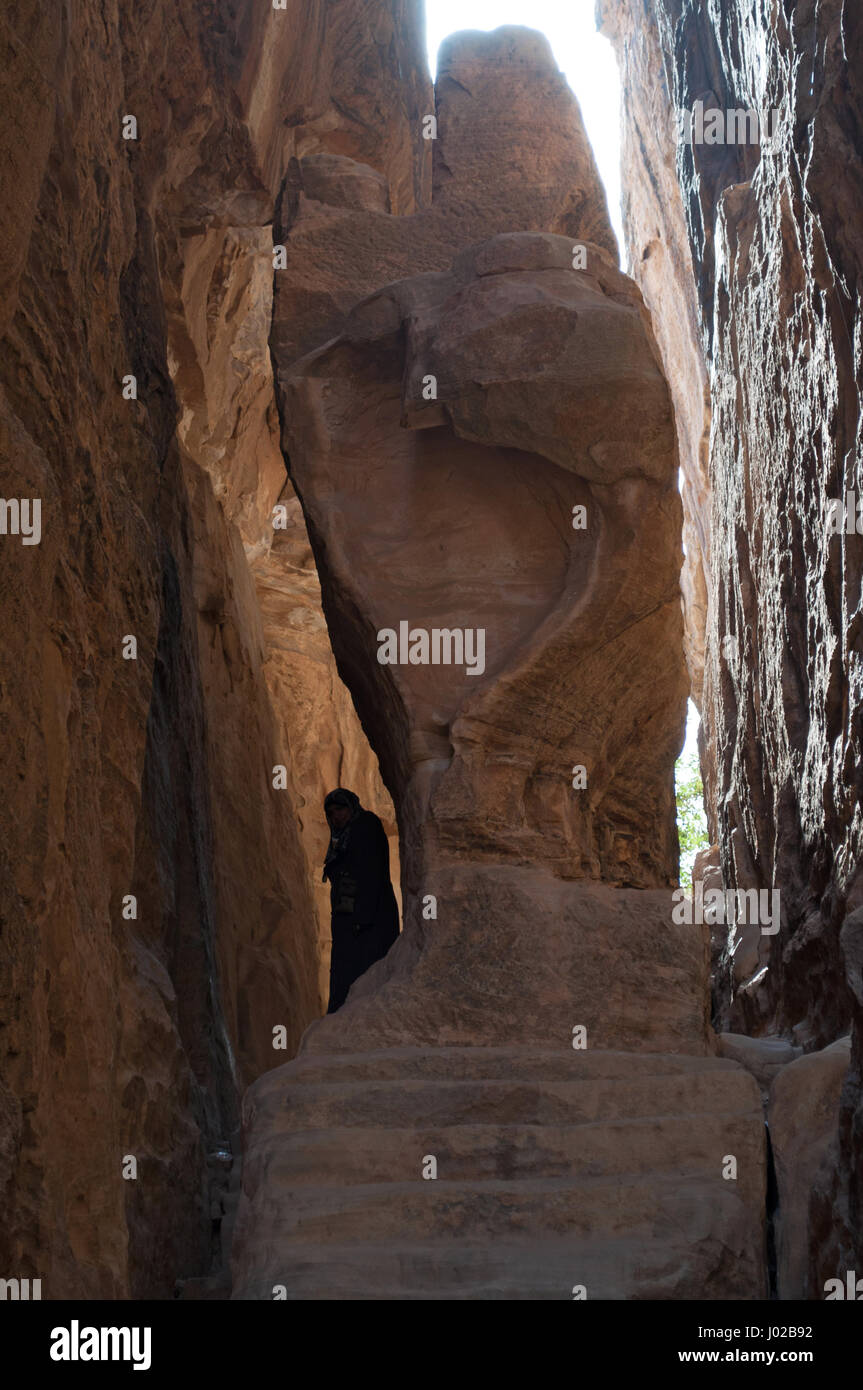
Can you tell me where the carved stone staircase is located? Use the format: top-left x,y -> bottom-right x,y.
231,1044 -> 766,1299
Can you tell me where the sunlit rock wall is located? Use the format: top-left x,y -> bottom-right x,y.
601,0 -> 863,1287
0,0 -> 421,1299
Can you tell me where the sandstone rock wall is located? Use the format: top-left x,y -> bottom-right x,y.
600,0 -> 863,1286
0,0 -> 415,1298
596,1 -> 712,708
272,30 -> 687,922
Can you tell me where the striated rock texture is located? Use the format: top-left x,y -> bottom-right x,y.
596,2 -> 711,707
269,26 -> 619,364
231,29 -> 768,1301
600,0 -> 863,1286
272,29 -> 687,915
161,200 -> 400,1007
0,0 -> 415,1299
770,1036 -> 851,1298
280,232 -> 686,904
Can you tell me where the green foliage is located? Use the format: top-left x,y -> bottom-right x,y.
675,748 -> 709,892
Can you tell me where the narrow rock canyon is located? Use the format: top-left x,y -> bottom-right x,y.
0,0 -> 859,1307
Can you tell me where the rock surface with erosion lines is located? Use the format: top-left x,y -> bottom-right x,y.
0,0 -> 419,1299
601,0 -> 863,1288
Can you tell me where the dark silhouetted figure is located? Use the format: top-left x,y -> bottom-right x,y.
322,788 -> 399,1013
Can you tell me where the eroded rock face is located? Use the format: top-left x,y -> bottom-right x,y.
0,0 -> 419,1299
770,1037 -> 851,1298
160,200 -> 400,1013
272,32 -> 687,914
269,25 -> 618,366
601,0 -> 863,1280
281,234 -> 685,897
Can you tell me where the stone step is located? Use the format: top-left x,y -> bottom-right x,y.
231,1047 -> 767,1299
243,1113 -> 761,1193
235,1235 -> 729,1300
252,1070 -> 754,1135
266,1046 -> 730,1086
242,1172 -> 754,1244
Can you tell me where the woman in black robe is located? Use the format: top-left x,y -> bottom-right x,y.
322,788 -> 400,1013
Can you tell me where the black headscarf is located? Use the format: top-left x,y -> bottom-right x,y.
322,788 -> 362,881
